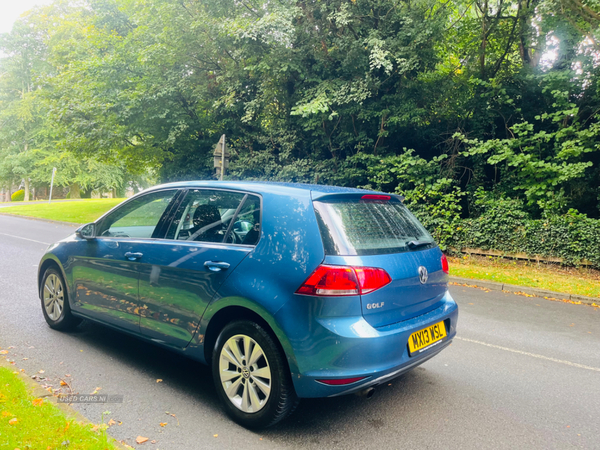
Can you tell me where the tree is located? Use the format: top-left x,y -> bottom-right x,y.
0,16 -> 49,200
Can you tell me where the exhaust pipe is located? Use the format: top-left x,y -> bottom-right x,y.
355,387 -> 375,399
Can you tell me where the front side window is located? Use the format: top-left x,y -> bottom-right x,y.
97,190 -> 177,239
166,189 -> 261,245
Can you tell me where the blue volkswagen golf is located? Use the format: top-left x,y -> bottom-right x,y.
38,181 -> 458,428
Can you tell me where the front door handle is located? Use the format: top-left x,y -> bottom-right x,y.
204,261 -> 230,272
124,252 -> 143,261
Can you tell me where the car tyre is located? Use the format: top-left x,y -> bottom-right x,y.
212,320 -> 299,429
40,267 -> 81,331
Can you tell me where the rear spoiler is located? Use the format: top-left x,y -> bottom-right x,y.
311,191 -> 405,203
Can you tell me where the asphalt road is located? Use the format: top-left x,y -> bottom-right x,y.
0,214 -> 599,449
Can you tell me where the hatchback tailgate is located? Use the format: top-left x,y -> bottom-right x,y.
355,248 -> 447,328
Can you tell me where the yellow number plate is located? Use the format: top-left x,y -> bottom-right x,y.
408,321 -> 447,355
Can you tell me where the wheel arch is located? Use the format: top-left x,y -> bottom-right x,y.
202,303 -> 299,377
38,256 -> 69,299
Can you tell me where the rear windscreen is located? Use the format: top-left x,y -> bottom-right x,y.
313,199 -> 434,256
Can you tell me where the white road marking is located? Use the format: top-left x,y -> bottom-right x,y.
0,232 -> 49,245
455,336 -> 600,372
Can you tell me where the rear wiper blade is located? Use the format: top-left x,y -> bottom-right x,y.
407,240 -> 433,249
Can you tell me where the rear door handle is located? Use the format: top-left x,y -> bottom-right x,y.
204,261 -> 230,272
124,252 -> 143,261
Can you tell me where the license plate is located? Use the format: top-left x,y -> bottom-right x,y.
408,321 -> 447,356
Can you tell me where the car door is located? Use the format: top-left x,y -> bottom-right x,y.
70,189 -> 180,332
137,189 -> 262,348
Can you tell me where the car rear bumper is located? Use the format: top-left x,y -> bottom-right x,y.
279,291 -> 458,398
326,339 -> 452,396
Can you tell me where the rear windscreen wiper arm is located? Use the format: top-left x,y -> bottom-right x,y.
407,240 -> 433,249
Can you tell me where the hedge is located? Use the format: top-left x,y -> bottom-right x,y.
450,211 -> 600,268
447,201 -> 600,268
412,195 -> 600,269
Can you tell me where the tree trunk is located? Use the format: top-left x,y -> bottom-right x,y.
480,0 -> 488,78
24,178 -> 30,202
112,188 -> 117,199
70,182 -> 81,199
518,0 -> 532,66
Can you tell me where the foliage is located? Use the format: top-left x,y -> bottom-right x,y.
450,190 -> 600,268
0,17 -> 47,199
11,189 -> 24,202
0,6 -> 148,198
31,150 -> 128,196
456,86 -> 599,212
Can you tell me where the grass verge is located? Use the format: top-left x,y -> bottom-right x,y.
0,366 -> 119,449
449,254 -> 600,298
0,199 -> 125,224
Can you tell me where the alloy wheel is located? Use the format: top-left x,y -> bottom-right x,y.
43,273 -> 64,321
218,334 -> 272,413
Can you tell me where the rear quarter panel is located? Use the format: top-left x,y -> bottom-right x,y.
196,187 -> 326,373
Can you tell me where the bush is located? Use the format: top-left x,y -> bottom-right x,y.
11,190 -> 24,202
446,191 -> 600,268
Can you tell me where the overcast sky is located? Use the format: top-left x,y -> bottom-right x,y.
0,0 -> 54,35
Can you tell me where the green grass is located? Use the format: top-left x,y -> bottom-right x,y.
449,255 -> 600,298
0,199 -> 125,224
0,366 -> 119,449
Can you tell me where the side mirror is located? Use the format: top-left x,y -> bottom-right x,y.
76,223 -> 96,240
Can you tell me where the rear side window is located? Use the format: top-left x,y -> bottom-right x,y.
313,198 -> 433,256
165,189 -> 261,245
233,195 -> 261,246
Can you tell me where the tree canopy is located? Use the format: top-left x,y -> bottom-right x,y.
0,0 -> 598,219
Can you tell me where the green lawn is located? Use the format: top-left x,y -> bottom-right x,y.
0,366 -> 119,449
0,199 -> 125,224
449,255 -> 600,299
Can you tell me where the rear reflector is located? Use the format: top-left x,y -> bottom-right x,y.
441,254 -> 449,274
296,265 -> 391,296
316,377 -> 367,386
361,194 -> 390,202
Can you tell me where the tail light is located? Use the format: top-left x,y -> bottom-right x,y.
355,267 -> 392,294
296,265 -> 391,296
441,254 -> 449,274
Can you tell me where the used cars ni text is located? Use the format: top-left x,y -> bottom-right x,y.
38,181 -> 458,428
